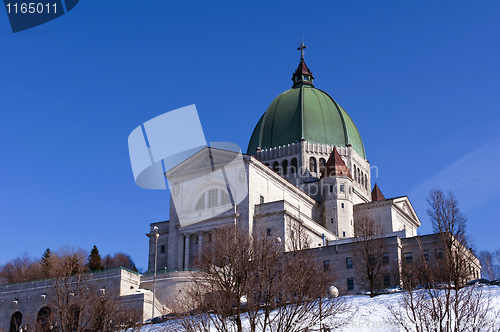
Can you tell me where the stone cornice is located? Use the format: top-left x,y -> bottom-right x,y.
249,156 -> 317,206
254,200 -> 335,240
178,213 -> 239,234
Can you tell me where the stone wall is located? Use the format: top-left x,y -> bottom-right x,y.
0,268 -> 157,331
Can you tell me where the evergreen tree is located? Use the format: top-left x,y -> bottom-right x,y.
88,245 -> 102,271
40,248 -> 52,278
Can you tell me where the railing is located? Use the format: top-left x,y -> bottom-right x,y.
142,268 -> 199,276
0,267 -> 140,288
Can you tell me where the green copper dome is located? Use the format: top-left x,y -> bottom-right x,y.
247,60 -> 366,159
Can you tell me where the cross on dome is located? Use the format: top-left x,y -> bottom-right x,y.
297,42 -> 307,60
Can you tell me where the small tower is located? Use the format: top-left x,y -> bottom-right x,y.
320,147 -> 355,238
371,183 -> 385,201
292,43 -> 315,88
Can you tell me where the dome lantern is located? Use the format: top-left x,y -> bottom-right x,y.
292,43 -> 314,88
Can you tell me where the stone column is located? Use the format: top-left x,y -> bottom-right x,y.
198,232 -> 203,254
184,234 -> 190,269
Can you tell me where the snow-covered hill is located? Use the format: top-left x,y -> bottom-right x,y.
143,286 -> 500,332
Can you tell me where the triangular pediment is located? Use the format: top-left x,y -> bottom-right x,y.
393,197 -> 420,226
166,147 -> 243,179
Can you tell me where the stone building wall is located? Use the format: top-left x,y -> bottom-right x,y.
0,268 -> 159,331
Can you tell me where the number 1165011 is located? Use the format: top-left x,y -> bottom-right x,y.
5,3 -> 57,14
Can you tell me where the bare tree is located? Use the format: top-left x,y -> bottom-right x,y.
171,222 -> 351,332
0,253 -> 44,284
245,227 -> 283,332
353,216 -> 388,297
184,225 -> 254,332
427,189 -> 473,288
259,246 -> 350,332
101,252 -> 138,271
478,250 -> 499,281
388,281 -> 496,332
388,189 -> 493,332
48,254 -> 142,332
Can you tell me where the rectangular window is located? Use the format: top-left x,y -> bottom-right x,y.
384,274 -> 391,288
382,253 -> 389,265
347,278 -> 354,291
160,245 -> 165,254
435,249 -> 443,260
346,257 -> 353,269
267,228 -> 271,237
260,195 -> 264,204
330,185 -> 333,193
423,250 -> 429,261
341,203 -> 344,208
323,260 -> 330,272
404,252 -> 413,264
369,254 -> 376,267
340,184 -> 345,192
208,189 -> 218,208
331,218 -> 334,224
343,231 -> 346,237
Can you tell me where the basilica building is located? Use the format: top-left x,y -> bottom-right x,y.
0,49 -> 482,330
145,47 -> 479,295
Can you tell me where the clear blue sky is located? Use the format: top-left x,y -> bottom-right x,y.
1,1 -> 499,272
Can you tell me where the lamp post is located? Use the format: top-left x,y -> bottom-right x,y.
152,226 -> 159,319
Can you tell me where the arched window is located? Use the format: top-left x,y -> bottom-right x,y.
357,169 -> 360,183
10,312 -> 22,332
309,157 -> 317,173
319,158 -> 326,175
365,174 -> 368,189
221,190 -> 231,205
207,189 -> 218,208
361,171 -> 364,186
265,163 -> 270,167
37,306 -> 52,332
272,161 -> 280,173
195,194 -> 205,210
354,165 -> 357,181
291,158 -> 297,174
194,189 -> 231,211
282,159 -> 288,175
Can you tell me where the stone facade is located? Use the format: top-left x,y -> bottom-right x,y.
309,233 -> 480,295
143,144 -> 480,300
0,268 -> 164,331
146,144 -> 423,272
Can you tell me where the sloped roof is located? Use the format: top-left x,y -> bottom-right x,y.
371,183 -> 385,201
321,148 -> 351,179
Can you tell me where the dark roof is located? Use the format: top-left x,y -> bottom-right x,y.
293,60 -> 313,77
321,148 -> 351,179
371,183 -> 386,201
